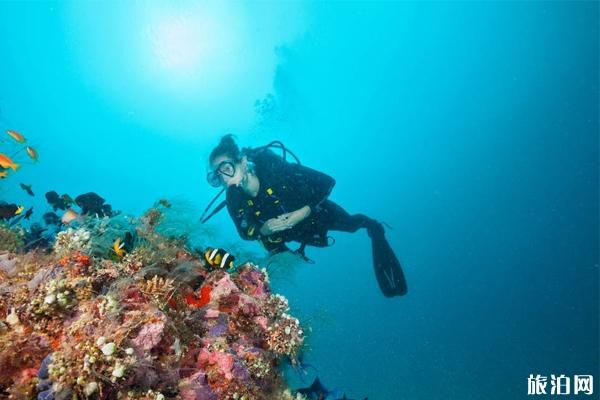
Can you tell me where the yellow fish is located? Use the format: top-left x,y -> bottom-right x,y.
113,238 -> 126,258
14,205 -> 25,215
26,146 -> 38,161
0,171 -> 7,179
0,153 -> 18,171
6,130 -> 26,143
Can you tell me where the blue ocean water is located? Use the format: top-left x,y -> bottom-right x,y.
0,1 -> 597,399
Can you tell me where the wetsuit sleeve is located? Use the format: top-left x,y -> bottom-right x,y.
282,163 -> 336,210
226,189 -> 261,241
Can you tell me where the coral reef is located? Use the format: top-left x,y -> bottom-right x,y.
0,203 -> 308,399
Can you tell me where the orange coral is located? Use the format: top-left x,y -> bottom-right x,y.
58,251 -> 91,268
185,285 -> 212,308
73,253 -> 91,266
50,336 -> 62,351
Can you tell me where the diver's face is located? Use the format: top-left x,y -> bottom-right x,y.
210,155 -> 246,187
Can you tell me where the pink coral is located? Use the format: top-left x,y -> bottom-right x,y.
237,293 -> 260,316
253,316 -> 268,331
198,348 -> 235,380
132,321 -> 165,351
235,265 -> 270,300
179,371 -> 217,400
210,274 -> 240,300
205,309 -> 220,318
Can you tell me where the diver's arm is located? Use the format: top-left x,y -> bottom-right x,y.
254,152 -> 334,235
279,205 -> 311,227
284,163 -> 336,211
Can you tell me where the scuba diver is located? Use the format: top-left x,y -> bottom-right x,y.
201,134 -> 407,297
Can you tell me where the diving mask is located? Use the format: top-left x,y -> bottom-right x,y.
207,160 -> 236,187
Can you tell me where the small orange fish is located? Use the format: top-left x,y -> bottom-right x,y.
6,130 -> 25,143
185,285 -> 212,308
0,153 -> 18,171
25,146 -> 38,161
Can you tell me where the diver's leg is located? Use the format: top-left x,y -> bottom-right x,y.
321,200 -> 407,297
320,200 -> 383,235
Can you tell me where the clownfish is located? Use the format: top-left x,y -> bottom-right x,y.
204,247 -> 235,270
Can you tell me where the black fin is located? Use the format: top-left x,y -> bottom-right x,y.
371,231 -> 408,297
297,377 -> 330,398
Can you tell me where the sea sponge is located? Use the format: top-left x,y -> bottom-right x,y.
53,228 -> 91,257
0,224 -> 24,253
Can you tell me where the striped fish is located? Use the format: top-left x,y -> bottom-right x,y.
204,247 -> 235,270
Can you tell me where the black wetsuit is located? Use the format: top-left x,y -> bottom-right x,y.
226,149 -> 380,254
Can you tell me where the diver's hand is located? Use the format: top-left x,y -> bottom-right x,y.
260,216 -> 293,235
259,206 -> 312,236
262,206 -> 312,235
